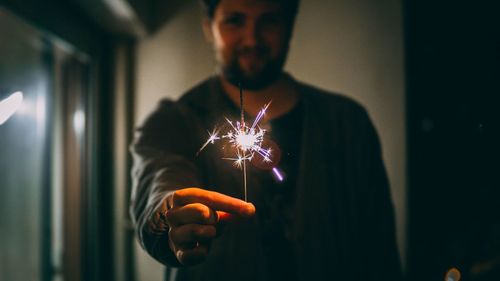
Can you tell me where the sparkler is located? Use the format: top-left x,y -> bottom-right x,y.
197,83 -> 283,201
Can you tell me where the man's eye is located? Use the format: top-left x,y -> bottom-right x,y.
223,16 -> 244,26
260,14 -> 284,27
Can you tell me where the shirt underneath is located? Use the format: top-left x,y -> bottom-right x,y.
223,93 -> 303,281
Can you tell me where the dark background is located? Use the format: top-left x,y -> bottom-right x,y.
405,0 -> 499,280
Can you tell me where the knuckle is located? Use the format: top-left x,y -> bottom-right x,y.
172,190 -> 184,204
199,225 -> 217,238
165,207 -> 180,226
165,192 -> 175,210
164,209 -> 175,224
192,203 -> 211,222
207,225 -> 217,236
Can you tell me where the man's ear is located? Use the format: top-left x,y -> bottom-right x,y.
202,17 -> 214,43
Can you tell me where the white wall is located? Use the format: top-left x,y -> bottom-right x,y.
286,0 -> 407,268
134,0 -> 406,279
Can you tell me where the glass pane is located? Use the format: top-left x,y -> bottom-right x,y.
0,8 -> 50,281
1,8 -> 93,281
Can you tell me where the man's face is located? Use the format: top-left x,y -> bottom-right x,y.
206,0 -> 293,90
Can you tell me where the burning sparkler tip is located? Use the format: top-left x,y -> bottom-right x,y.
197,92 -> 282,200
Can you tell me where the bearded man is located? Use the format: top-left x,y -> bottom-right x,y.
130,1 -> 402,280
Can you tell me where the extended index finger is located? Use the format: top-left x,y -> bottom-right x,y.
172,188 -> 255,218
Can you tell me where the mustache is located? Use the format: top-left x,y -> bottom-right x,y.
236,46 -> 270,56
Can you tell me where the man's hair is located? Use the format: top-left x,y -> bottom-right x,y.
200,0 -> 300,22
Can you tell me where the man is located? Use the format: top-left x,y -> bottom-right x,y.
130,0 -> 402,280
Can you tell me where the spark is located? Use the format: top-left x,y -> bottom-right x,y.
223,151 -> 252,168
197,128 -> 220,155
198,84 -> 283,201
272,167 -> 284,182
250,102 -> 271,130
200,102 -> 272,168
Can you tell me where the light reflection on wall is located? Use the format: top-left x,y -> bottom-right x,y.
73,109 -> 85,136
36,90 -> 47,125
0,91 -> 23,125
9,87 -> 48,137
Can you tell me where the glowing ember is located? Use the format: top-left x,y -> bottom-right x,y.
235,131 -> 257,150
197,85 -> 284,201
199,102 -> 272,166
198,101 -> 281,200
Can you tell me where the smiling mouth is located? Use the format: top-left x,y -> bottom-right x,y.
239,52 -> 265,62
238,49 -> 269,64
238,45 -> 268,57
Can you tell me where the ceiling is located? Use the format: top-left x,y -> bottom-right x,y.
72,0 -> 190,38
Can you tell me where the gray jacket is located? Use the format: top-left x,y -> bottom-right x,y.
130,76 -> 402,281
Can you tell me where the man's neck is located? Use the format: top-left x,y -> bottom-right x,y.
219,73 -> 299,121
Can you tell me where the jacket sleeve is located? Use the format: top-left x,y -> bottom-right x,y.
129,100 -> 202,266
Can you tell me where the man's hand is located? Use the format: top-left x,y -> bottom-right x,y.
164,187 -> 255,265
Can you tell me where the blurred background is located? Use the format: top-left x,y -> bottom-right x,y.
0,0 -> 497,280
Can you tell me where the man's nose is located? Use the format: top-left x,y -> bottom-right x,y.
241,22 -> 261,47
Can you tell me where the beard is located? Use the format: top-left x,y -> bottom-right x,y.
218,45 -> 288,91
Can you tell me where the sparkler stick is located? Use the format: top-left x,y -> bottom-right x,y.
197,82 -> 283,202
239,82 -> 244,126
239,82 -> 248,201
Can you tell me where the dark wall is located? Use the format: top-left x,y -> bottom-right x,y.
0,0 -> 103,55
405,0 -> 499,280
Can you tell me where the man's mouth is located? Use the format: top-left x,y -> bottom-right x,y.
239,52 -> 263,62
237,47 -> 268,60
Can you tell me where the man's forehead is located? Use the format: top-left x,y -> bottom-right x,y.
216,0 -> 284,14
